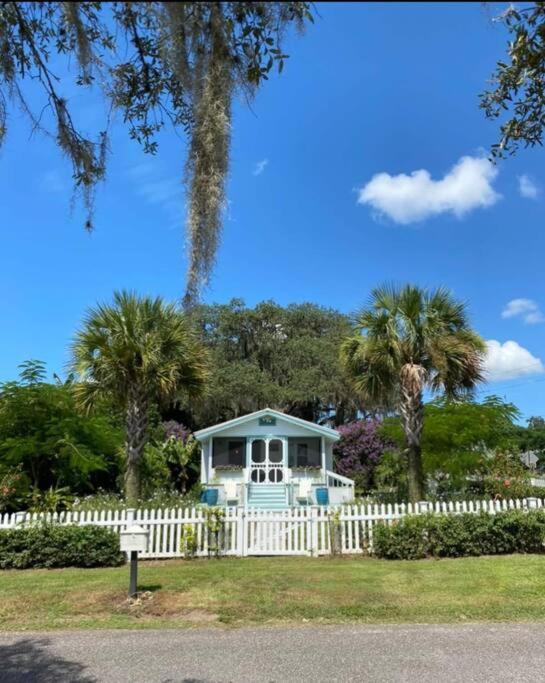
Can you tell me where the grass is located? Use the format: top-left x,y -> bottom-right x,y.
2,554 -> 545,630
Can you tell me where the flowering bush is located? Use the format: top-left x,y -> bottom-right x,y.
0,468 -> 26,513
482,452 -> 532,499
333,420 -> 391,492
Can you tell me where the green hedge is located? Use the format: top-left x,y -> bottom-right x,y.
373,510 -> 545,560
0,523 -> 124,569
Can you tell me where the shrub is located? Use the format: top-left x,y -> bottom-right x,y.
71,487 -> 202,511
0,523 -> 124,569
333,420 -> 391,492
373,510 -> 545,560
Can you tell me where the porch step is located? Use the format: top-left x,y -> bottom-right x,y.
247,484 -> 288,509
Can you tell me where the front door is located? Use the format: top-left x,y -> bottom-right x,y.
250,438 -> 284,484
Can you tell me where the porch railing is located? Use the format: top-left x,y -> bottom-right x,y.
326,470 -> 355,489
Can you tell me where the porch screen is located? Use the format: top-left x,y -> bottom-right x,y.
212,438 -> 246,467
288,437 -> 321,468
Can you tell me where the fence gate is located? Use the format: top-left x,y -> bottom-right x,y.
244,508 -> 322,556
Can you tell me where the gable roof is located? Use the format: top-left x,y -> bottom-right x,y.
194,408 -> 340,441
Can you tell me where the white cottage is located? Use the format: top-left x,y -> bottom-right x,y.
194,408 -> 355,508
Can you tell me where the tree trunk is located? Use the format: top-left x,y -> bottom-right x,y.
124,386 -> 149,506
399,364 -> 425,503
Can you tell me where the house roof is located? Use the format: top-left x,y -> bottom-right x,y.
194,408 -> 340,441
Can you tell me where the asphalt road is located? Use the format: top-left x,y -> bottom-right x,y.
1,624 -> 544,682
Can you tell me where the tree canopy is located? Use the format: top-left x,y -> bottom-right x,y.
382,396 -> 520,487
184,299 -> 361,427
0,2 -> 312,303
0,360 -> 122,501
481,4 -> 545,158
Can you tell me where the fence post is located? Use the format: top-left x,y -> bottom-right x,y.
236,506 -> 246,557
418,501 -> 433,514
310,507 -> 318,557
126,508 -> 135,526
527,497 -> 539,510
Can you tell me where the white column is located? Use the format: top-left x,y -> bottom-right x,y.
200,440 -> 206,484
320,437 -> 326,481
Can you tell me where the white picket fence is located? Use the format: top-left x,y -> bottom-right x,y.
1,497 -> 544,558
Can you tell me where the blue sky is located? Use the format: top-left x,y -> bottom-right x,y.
1,2 -> 545,421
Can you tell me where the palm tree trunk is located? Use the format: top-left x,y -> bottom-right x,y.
399,364 -> 425,503
124,386 -> 148,506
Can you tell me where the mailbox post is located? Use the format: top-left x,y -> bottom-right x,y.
119,523 -> 149,598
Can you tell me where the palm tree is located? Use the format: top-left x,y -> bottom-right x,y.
70,291 -> 208,505
341,285 -> 485,502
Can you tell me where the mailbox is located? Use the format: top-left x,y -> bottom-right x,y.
120,524 -> 149,554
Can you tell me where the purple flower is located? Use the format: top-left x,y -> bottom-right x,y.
162,420 -> 192,443
333,420 -> 390,486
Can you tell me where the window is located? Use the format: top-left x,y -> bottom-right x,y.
288,437 -> 321,468
251,439 -> 265,463
212,438 -> 246,467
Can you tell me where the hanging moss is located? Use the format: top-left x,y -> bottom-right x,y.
0,2 -> 312,301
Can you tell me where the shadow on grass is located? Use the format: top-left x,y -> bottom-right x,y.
138,584 -> 162,592
0,637 -> 94,682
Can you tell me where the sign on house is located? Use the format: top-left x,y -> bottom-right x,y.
259,416 -> 276,426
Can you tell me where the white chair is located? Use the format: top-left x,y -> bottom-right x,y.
224,480 -> 239,506
296,479 -> 312,506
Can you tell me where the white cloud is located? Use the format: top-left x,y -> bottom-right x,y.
484,339 -> 544,381
518,174 -> 539,199
501,298 -> 544,324
253,159 -> 269,176
357,155 -> 501,224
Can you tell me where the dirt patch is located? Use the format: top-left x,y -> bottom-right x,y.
113,590 -> 220,622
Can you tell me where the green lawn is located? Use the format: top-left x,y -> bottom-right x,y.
2,554 -> 545,630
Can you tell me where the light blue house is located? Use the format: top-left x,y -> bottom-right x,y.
194,408 -> 355,508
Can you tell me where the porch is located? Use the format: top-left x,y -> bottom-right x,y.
206,469 -> 355,508
194,408 -> 355,508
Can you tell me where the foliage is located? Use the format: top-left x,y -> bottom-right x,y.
71,488 -> 202,512
186,299 -> 359,426
0,467 -> 25,514
341,284 -> 486,501
0,361 -> 122,505
141,421 -> 201,496
333,420 -> 391,491
482,452 -> 532,500
372,450 -> 409,502
27,486 -> 74,514
205,506 -> 226,558
0,2 -> 312,302
180,524 -> 198,558
373,510 -> 545,560
481,4 -> 545,158
0,523 -> 124,569
381,396 -> 520,498
70,291 -> 208,504
513,416 -> 545,471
